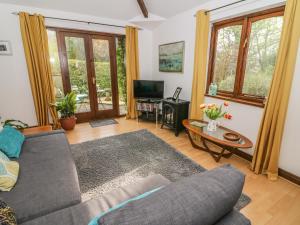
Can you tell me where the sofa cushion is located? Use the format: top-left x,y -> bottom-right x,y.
0,130 -> 81,223
97,164 -> 245,225
21,174 -> 171,225
89,187 -> 163,225
0,126 -> 25,158
0,151 -> 19,191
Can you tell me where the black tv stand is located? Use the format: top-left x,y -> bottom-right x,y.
135,98 -> 162,125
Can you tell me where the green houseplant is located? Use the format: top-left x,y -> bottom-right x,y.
55,92 -> 77,130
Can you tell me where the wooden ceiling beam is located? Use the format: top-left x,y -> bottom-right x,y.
137,0 -> 148,18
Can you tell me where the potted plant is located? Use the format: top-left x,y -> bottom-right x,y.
55,92 -> 77,130
200,101 -> 232,132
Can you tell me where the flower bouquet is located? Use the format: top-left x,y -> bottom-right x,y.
200,102 -> 232,131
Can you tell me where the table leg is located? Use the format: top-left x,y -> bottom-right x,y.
156,104 -> 158,128
185,129 -> 233,162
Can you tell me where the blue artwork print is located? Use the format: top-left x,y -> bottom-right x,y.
159,41 -> 184,73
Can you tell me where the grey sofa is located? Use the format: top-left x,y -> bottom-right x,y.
0,130 -> 81,223
0,130 -> 251,225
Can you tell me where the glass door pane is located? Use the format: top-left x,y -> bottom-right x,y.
92,38 -> 113,111
65,36 -> 91,113
47,29 -> 64,101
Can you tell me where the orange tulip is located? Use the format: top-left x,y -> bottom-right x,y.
207,103 -> 215,109
224,113 -> 232,120
200,104 -> 206,109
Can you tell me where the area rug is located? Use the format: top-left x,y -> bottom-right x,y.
89,119 -> 118,128
70,129 -> 251,210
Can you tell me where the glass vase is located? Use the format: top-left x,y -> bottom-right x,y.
207,119 -> 218,132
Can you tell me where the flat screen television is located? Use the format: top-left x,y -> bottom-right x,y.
133,80 -> 164,99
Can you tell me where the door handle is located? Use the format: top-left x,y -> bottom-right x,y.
243,38 -> 248,48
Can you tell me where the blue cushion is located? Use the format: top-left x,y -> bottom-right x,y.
88,187 -> 163,225
0,126 -> 25,158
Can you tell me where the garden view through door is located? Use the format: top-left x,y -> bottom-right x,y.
91,37 -> 118,117
48,31 -> 123,122
64,35 -> 92,115
47,28 -> 127,122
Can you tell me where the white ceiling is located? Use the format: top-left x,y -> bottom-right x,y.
0,0 -> 209,21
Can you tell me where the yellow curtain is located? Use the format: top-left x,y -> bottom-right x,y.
125,26 -> 140,119
190,10 -> 210,120
19,12 -> 59,128
251,0 -> 300,180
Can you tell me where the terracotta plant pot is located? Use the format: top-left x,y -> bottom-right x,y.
60,116 -> 77,130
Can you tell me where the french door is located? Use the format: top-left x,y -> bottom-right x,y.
57,31 -> 119,122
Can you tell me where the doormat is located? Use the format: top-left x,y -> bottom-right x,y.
89,119 -> 118,128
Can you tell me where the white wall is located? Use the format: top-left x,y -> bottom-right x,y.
152,0 -> 300,176
0,3 -> 152,125
138,29 -> 153,80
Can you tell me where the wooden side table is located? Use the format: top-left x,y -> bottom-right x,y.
183,119 -> 253,162
22,125 -> 53,136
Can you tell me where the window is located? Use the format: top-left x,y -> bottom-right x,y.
207,7 -> 284,106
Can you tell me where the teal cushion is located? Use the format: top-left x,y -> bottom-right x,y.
0,126 -> 25,158
88,187 -> 163,225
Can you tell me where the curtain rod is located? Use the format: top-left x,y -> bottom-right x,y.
195,0 -> 247,16
12,12 -> 142,30
206,0 -> 247,14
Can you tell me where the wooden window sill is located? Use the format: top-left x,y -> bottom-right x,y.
205,94 -> 265,108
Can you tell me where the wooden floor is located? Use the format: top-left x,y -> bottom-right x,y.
66,117 -> 300,225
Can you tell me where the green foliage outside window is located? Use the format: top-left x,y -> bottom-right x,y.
213,15 -> 283,98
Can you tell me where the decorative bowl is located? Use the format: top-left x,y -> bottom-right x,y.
223,132 -> 240,141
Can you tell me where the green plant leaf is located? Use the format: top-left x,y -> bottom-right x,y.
55,91 -> 77,118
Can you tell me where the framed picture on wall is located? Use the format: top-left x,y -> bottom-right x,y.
159,41 -> 184,73
0,41 -> 12,55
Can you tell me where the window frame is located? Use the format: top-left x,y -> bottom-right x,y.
206,6 -> 285,107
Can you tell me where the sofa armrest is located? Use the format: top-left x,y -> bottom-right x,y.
24,129 -> 65,139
